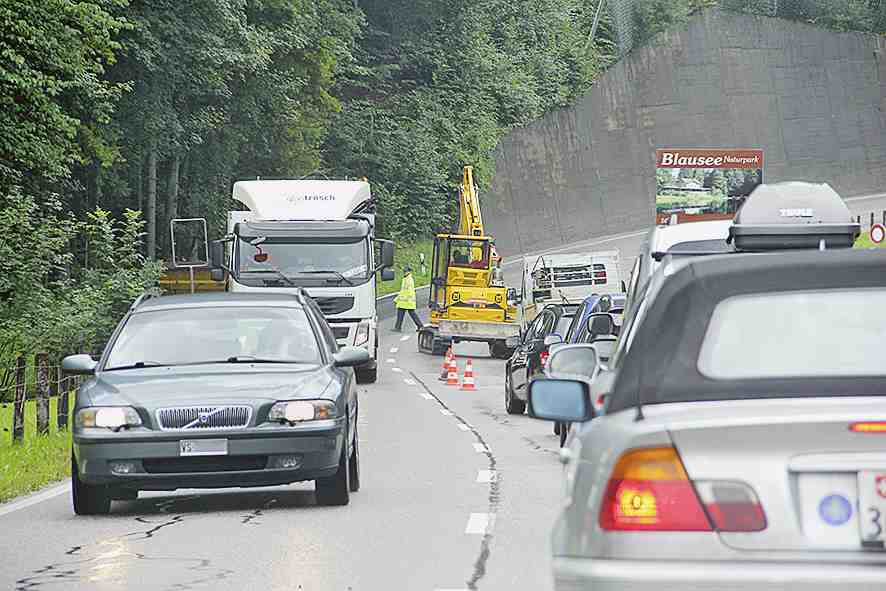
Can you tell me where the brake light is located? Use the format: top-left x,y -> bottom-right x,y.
850,422 -> 886,433
540,351 -> 550,366
596,394 -> 606,407
694,481 -> 766,532
599,447 -> 711,531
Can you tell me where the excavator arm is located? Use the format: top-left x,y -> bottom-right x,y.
458,166 -> 484,237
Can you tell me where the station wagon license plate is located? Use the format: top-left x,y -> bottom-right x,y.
179,439 -> 228,457
857,471 -> 886,546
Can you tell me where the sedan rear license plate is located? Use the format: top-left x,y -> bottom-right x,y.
179,439 -> 228,457
857,471 -> 886,545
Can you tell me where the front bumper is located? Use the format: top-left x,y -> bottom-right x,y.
553,556 -> 886,591
73,420 -> 344,490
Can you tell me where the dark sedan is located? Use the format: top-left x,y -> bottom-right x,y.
504,303 -> 577,414
62,291 -> 368,515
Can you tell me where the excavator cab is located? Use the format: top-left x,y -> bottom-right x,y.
430,234 -> 493,311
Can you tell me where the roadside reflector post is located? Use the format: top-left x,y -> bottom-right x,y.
12,355 -> 26,443
35,353 -> 49,435
55,364 -> 68,431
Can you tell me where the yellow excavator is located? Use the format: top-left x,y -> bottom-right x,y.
417,166 -> 519,358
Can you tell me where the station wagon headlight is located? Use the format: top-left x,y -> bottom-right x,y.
76,407 -> 142,431
269,400 -> 337,424
354,322 -> 370,346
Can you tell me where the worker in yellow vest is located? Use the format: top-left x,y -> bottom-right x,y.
393,267 -> 424,332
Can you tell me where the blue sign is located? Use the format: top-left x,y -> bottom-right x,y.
819,494 -> 853,526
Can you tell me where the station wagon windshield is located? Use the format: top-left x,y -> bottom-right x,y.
105,307 -> 321,369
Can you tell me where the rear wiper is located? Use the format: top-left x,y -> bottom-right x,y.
297,270 -> 354,286
105,361 -> 167,371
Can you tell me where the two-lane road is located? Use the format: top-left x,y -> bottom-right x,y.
2,193 -> 884,591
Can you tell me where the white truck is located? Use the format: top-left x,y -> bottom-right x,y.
519,250 -> 624,329
209,179 -> 395,383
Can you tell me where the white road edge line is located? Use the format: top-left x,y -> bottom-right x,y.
0,481 -> 71,518
465,512 -> 494,535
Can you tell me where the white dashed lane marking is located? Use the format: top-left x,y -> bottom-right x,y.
439,409 -> 453,416
392,367 -> 403,373
457,423 -> 470,431
389,347 -> 399,354
476,470 -> 497,483
473,443 -> 488,453
386,358 -> 396,364
418,392 -> 433,400
400,335 -> 411,342
464,513 -> 494,535
403,378 -> 416,386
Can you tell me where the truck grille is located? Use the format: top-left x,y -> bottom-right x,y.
156,406 -> 252,431
314,297 -> 355,315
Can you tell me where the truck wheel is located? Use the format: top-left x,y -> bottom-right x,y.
505,378 -> 526,415
356,366 -> 377,384
315,439 -> 350,506
72,456 -> 111,515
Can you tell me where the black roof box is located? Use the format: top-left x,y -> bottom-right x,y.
729,182 -> 860,251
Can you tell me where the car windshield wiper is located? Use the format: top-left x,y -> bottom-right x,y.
104,361 -> 168,371
296,270 -> 355,286
239,268 -> 298,288
224,356 -> 309,364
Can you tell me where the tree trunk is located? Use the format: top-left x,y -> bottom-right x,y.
166,152 -> 181,228
146,143 -> 158,259
136,151 -> 144,213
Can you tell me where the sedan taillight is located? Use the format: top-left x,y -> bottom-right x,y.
539,351 -> 550,367
598,447 -> 767,533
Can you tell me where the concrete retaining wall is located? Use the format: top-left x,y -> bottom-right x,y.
484,9 -> 886,255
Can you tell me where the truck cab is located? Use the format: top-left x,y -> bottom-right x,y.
214,179 -> 395,383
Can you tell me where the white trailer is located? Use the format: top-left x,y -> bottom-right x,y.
519,250 -> 623,329
211,179 -> 395,383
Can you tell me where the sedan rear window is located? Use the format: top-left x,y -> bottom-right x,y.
698,289 -> 886,379
106,307 -> 321,369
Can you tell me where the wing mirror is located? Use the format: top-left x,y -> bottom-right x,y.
62,354 -> 97,375
527,378 -> 594,423
543,334 -> 563,346
210,241 -> 226,270
333,346 -> 371,368
379,240 -> 395,268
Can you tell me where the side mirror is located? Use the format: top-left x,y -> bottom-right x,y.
379,240 -> 395,269
62,354 -> 97,375
380,267 -> 395,282
333,346 -> 371,368
210,241 -> 226,270
543,334 -> 563,346
527,378 -> 594,423
507,288 -> 520,303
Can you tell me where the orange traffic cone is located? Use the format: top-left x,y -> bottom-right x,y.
446,355 -> 459,386
438,347 -> 452,381
460,358 -> 476,391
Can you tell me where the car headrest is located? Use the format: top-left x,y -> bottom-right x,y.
589,315 -> 615,336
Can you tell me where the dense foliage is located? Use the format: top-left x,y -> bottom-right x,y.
2,0 -> 886,365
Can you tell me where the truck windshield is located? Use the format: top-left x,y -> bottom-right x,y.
237,239 -> 369,281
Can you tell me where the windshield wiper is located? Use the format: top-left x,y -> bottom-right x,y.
105,361 -> 168,371
296,270 -> 355,286
225,356 -> 307,364
241,267 -> 299,288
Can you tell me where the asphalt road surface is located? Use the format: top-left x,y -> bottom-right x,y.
1,193 -> 883,591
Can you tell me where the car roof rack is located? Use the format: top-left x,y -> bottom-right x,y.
130,292 -> 157,311
728,181 -> 860,251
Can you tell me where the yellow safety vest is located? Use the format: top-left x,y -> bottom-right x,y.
395,273 -> 417,309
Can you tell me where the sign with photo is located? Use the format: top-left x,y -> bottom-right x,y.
655,148 -> 764,224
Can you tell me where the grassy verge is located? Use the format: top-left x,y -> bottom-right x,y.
0,396 -> 74,504
854,232 -> 886,249
378,239 -> 434,297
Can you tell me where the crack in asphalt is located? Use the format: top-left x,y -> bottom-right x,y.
15,497 -> 237,590
241,497 -> 277,525
412,372 -> 500,591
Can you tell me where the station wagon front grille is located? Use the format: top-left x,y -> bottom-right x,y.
156,406 -> 252,431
